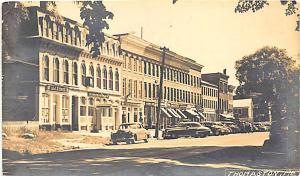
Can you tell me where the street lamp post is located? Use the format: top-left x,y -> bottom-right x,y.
155,46 -> 169,139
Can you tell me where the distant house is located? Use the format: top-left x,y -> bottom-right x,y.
233,99 -> 253,122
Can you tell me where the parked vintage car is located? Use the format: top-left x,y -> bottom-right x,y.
214,122 -> 232,134
201,121 -> 226,136
221,121 -> 241,133
163,122 -> 211,139
253,122 -> 269,132
111,123 -> 150,144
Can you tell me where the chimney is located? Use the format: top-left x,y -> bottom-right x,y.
223,69 -> 227,75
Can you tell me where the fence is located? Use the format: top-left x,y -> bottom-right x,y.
2,121 -> 39,135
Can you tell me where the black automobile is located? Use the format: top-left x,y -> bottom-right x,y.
163,122 -> 211,139
201,121 -> 229,136
221,121 -> 241,134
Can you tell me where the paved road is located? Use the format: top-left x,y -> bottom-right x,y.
4,132 -> 287,176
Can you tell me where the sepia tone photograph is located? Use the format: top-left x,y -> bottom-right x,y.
1,0 -> 300,176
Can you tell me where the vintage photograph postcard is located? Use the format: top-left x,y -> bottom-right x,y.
2,1 -> 300,176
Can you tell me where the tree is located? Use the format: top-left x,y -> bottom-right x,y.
80,1 -> 114,58
235,0 -> 300,31
235,47 -> 298,119
2,2 -> 28,60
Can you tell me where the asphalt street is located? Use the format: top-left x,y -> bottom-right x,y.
4,132 -> 288,176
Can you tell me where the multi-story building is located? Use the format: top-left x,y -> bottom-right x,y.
201,81 -> 218,121
115,34 -> 204,128
228,85 -> 235,114
3,6 -> 123,131
202,69 -> 232,121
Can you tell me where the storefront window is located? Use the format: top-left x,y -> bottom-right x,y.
80,97 -> 86,116
108,108 -> 112,117
134,111 -> 137,122
88,98 -> 94,116
41,93 -> 49,123
62,95 -> 69,123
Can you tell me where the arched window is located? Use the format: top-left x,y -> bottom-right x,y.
52,22 -> 56,39
89,64 -> 94,87
96,65 -> 101,89
57,24 -> 63,42
103,66 -> 107,89
115,68 -> 119,91
73,62 -> 78,85
109,67 -> 113,90
65,22 -> 70,43
63,60 -> 69,84
81,62 -> 86,86
43,55 -> 49,81
53,58 -> 59,82
44,15 -> 51,37
74,26 -> 81,46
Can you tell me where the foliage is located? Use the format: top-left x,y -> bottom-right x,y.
80,1 -> 114,58
235,0 -> 300,31
235,46 -> 299,120
2,2 -> 28,60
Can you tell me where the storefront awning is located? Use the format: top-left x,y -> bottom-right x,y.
167,109 -> 177,118
161,108 -> 172,118
197,111 -> 206,119
171,109 -> 182,119
176,109 -> 188,119
221,114 -> 235,119
185,110 -> 199,116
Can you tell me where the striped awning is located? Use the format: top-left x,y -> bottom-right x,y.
167,109 -> 181,118
161,108 -> 172,118
176,109 -> 188,119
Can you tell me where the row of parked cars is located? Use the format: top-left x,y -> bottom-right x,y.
110,121 -> 270,144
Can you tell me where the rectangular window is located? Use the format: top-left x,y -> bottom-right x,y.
134,80 -> 138,98
144,82 -> 147,98
129,79 -> 132,98
123,78 -> 126,96
80,97 -> 86,116
139,81 -> 143,99
62,95 -> 69,123
41,93 -> 49,123
148,83 -> 152,98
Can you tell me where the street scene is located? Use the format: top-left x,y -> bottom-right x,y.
2,1 -> 300,176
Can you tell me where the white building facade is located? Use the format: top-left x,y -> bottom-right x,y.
23,7 -> 123,131
201,81 -> 218,121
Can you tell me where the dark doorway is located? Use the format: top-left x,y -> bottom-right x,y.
72,96 -> 78,131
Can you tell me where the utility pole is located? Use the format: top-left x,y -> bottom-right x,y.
155,46 -> 169,139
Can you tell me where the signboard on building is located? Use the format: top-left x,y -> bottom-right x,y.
46,85 -> 68,92
87,92 -> 109,99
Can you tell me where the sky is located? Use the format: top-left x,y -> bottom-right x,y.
57,0 -> 300,86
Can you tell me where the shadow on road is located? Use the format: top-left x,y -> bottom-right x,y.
2,146 -> 296,176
